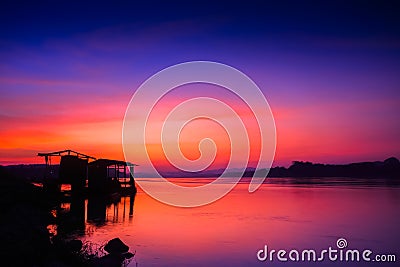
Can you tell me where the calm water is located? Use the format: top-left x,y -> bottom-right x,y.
55,178 -> 400,266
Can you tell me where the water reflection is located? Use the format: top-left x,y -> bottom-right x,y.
55,196 -> 85,237
50,178 -> 400,267
87,196 -> 107,225
52,192 -> 137,239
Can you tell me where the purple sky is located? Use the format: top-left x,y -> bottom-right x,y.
1,1 -> 399,169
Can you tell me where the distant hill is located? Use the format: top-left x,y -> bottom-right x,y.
226,157 -> 400,179
2,157 -> 399,179
2,164 -> 53,182
282,157 -> 400,178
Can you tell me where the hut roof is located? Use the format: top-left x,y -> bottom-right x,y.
37,149 -> 96,161
89,158 -> 137,167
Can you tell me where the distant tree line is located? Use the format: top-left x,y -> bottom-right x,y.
2,157 -> 399,179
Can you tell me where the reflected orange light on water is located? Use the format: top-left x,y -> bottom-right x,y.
68,179 -> 400,266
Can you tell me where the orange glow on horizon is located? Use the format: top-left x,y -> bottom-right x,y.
1,82 -> 399,169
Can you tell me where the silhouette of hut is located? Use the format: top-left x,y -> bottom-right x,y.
37,149 -> 137,195
59,155 -> 88,190
88,159 -> 137,194
38,150 -> 95,193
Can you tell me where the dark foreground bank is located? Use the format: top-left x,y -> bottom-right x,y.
0,166 -> 134,267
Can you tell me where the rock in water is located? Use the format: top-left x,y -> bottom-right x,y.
95,238 -> 131,267
104,238 -> 129,254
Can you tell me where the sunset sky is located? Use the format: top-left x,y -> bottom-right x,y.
1,1 -> 399,172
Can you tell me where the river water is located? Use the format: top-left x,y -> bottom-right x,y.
54,177 -> 400,266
